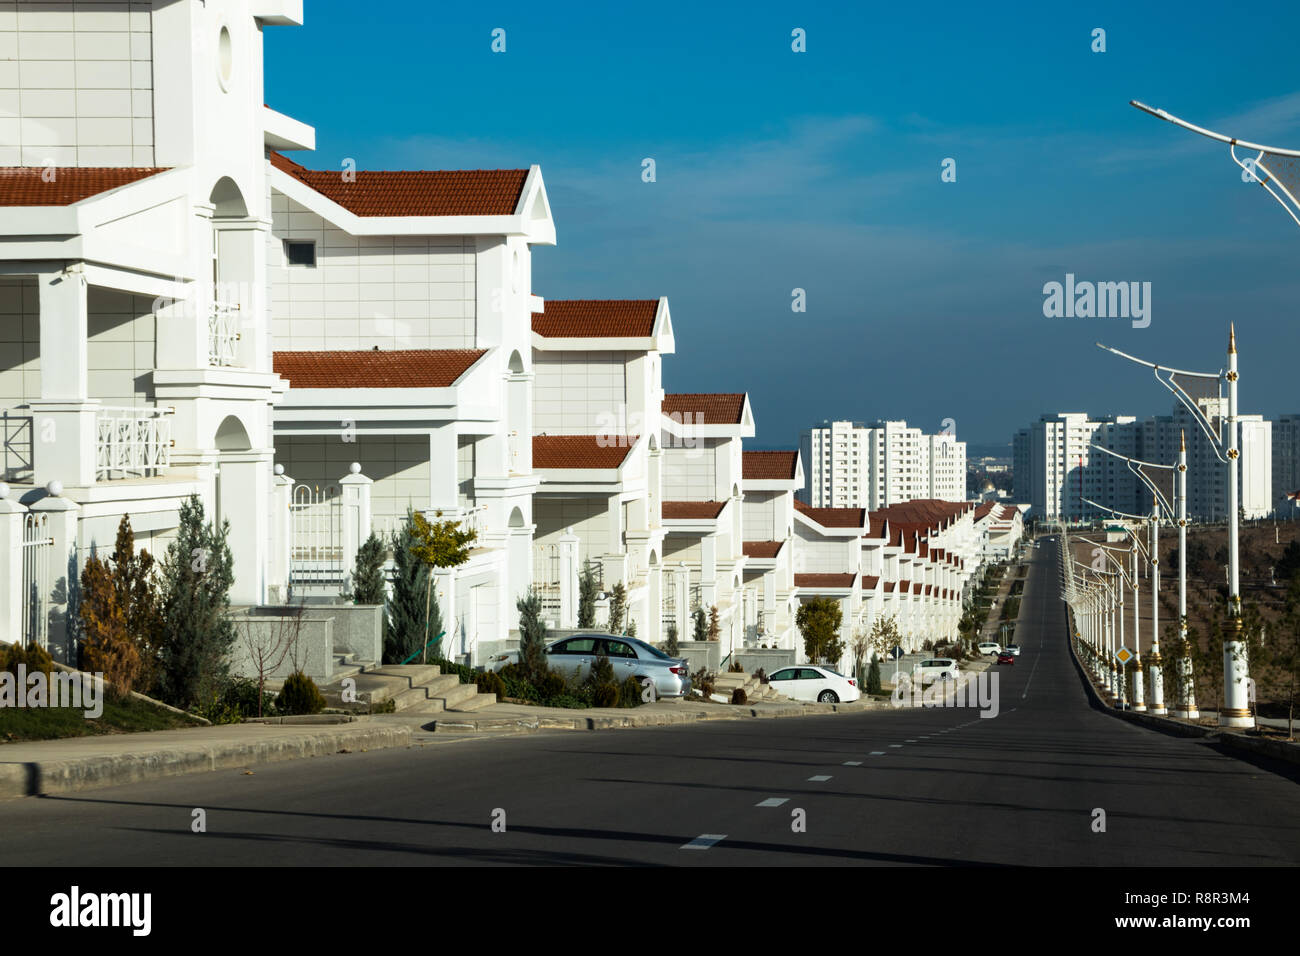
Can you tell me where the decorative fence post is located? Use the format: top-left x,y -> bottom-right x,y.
339,462 -> 373,593
558,527 -> 579,628
0,483 -> 25,641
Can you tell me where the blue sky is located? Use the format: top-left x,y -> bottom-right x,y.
266,1 -> 1300,449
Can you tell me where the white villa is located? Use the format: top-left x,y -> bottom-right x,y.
0,0 -> 1015,674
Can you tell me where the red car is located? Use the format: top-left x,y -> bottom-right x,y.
996,651 -> 1015,665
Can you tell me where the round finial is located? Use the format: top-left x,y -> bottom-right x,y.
45,480 -> 62,497
274,463 -> 284,476
349,462 -> 361,475
0,481 -> 8,500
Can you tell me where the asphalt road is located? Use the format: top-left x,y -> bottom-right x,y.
2,537 -> 1298,867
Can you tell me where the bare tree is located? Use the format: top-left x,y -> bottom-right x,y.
239,605 -> 305,717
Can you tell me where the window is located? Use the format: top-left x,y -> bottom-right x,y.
283,239 -> 316,267
604,640 -> 636,658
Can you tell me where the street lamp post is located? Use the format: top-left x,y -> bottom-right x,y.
1096,330 -> 1252,729
1173,430 -> 1198,718
1221,328 -> 1253,727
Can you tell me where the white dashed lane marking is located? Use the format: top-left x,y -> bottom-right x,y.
681,834 -> 727,850
870,751 -> 886,755
755,797 -> 788,808
808,775 -> 832,782
843,761 -> 862,766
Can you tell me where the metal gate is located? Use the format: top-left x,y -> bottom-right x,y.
532,543 -> 562,619
20,511 -> 53,646
289,483 -> 342,590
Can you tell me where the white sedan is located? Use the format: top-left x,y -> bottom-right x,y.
767,666 -> 861,704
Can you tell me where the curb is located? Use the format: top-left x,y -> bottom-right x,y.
0,722 -> 412,800
425,698 -> 891,733
1063,607 -> 1300,766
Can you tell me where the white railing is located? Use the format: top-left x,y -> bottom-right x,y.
533,543 -> 562,619
96,406 -> 173,480
21,511 -> 53,647
209,301 -> 241,367
2,410 -> 33,482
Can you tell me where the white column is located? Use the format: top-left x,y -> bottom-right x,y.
674,562 -> 689,639
219,452 -> 270,606
558,528 -> 579,628
268,465 -> 293,602
701,533 -> 717,609
646,559 -> 662,644
428,425 -> 459,512
30,266 -> 98,488
339,462 -> 373,593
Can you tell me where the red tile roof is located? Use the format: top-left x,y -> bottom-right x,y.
662,500 -> 726,520
273,349 -> 485,388
884,582 -> 897,593
533,435 -> 638,470
912,583 -> 923,595
270,151 -> 527,217
0,166 -> 170,205
661,393 -> 746,425
794,499 -> 868,529
532,300 -> 658,338
743,541 -> 784,559
743,450 -> 799,480
861,574 -> 880,590
899,580 -> 911,592
793,573 -> 857,590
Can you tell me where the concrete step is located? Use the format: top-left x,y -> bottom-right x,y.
448,691 -> 498,712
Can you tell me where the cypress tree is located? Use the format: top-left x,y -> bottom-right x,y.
384,510 -> 441,663
157,495 -> 236,709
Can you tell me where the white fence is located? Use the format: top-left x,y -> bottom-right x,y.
20,511 -> 53,646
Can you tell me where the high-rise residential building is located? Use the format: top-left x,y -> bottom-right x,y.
1273,414 -> 1300,507
1017,399 -> 1273,522
800,420 -> 966,508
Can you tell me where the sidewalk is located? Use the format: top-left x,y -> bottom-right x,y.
0,717 -> 411,800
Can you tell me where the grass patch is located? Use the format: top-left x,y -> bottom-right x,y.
0,695 -> 203,744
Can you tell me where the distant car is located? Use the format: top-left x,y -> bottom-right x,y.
491,634 -> 693,698
976,642 -> 1001,656
1005,644 -> 1021,656
912,658 -> 959,685
996,651 -> 1015,665
767,665 -> 861,704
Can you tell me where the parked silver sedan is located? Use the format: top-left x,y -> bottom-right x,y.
493,634 -> 693,698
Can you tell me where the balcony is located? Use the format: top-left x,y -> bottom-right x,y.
209,301 -> 242,367
96,406 -> 174,480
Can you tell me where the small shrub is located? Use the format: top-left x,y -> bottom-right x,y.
540,672 -> 566,700
369,698 -> 397,714
594,682 -> 619,708
691,666 -> 715,698
587,653 -> 615,688
620,675 -> 643,708
754,667 -> 768,684
731,687 -> 747,705
0,641 -> 53,677
276,671 -> 325,715
475,670 -> 506,698
728,657 -> 745,673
